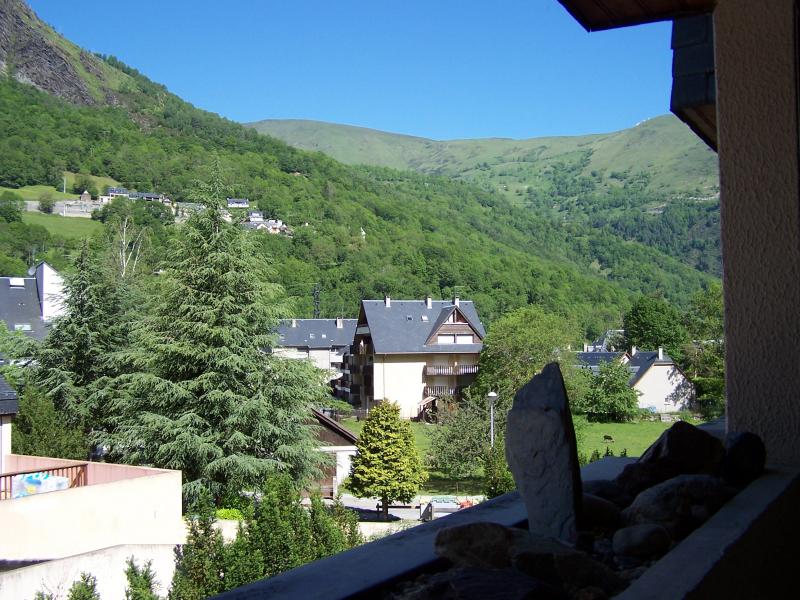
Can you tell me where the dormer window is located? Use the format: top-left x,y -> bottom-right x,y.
14,323 -> 32,332
9,277 -> 25,288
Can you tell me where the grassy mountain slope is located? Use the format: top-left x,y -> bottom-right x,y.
247,116 -> 718,197
0,0 -> 713,337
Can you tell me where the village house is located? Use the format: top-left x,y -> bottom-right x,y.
226,197 -> 249,209
311,408 -> 357,497
272,318 -> 357,379
0,262 -> 65,341
576,346 -> 694,413
343,297 -> 485,420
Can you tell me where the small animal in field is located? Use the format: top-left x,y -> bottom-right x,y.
603,434 -> 614,443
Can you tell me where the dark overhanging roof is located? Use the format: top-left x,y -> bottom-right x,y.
0,374 -> 18,415
311,409 -> 358,445
556,0 -> 715,32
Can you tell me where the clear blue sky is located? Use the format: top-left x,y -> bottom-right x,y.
28,0 -> 673,140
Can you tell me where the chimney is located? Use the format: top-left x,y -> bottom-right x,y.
384,296 -> 391,308
658,346 -> 664,360
425,296 -> 432,309
631,345 -> 637,356
336,317 -> 343,329
291,319 -> 297,328
453,296 -> 460,307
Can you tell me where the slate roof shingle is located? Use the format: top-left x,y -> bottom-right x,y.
276,319 -> 357,349
361,300 -> 485,354
0,276 -> 48,340
575,349 -> 676,385
0,374 -> 19,415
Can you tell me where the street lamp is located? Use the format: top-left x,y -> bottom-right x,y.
487,391 -> 498,448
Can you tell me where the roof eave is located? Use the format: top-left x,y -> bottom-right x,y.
557,0 -> 716,32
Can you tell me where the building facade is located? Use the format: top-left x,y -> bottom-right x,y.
343,297 -> 485,420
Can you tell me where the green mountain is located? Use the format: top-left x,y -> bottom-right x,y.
0,0 -> 714,337
248,117 -> 721,275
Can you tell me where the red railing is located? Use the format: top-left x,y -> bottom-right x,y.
0,463 -> 88,500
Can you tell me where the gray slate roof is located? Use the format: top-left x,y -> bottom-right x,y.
575,350 -> 675,385
0,374 -> 19,415
362,300 -> 485,354
0,276 -> 48,340
276,319 -> 357,349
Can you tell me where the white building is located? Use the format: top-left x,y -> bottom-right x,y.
0,262 -> 65,340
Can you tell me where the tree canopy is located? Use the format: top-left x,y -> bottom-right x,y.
623,295 -> 689,358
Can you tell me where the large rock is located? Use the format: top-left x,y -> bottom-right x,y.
434,522 -> 626,597
392,567 -> 566,600
622,474 -> 736,539
616,421 -> 724,495
505,363 -> 582,542
722,431 -> 766,487
612,524 -> 671,559
582,494 -> 621,530
582,479 -> 634,509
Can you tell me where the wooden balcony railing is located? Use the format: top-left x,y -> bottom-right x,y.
0,463 -> 88,500
423,385 -> 465,397
424,364 -> 479,376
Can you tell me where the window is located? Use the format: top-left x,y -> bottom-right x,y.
14,323 -> 32,332
421,315 -> 429,322
456,334 -> 473,344
437,334 -> 456,344
9,277 -> 25,288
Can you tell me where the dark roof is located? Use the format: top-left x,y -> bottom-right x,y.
557,0 -> 714,32
361,300 -> 485,354
311,409 -> 357,445
575,351 -> 624,372
627,350 -> 675,386
0,374 -> 19,415
0,276 -> 47,340
575,350 -> 675,385
276,319 -> 357,349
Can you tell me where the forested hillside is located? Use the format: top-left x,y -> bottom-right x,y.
250,117 -> 721,275
0,0 -> 714,338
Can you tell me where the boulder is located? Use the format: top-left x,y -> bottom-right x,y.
582,479 -> 633,509
582,494 -> 621,530
612,524 -> 671,559
622,474 -> 736,539
616,421 -> 724,496
722,431 -> 766,487
506,363 -> 583,542
393,567 -> 567,600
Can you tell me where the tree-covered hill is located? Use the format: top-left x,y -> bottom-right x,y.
0,0 -> 714,338
249,116 -> 721,275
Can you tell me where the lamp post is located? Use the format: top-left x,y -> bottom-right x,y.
487,391 -> 497,448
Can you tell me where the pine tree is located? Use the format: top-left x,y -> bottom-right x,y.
348,402 -> 427,520
12,385 -> 87,459
98,173 -> 326,503
125,558 -> 161,600
36,242 -> 124,429
169,510 -> 225,600
67,573 -> 100,600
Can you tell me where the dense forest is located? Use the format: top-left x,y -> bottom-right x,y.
0,71 -> 715,337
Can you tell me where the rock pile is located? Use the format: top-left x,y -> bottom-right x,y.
390,364 -> 767,600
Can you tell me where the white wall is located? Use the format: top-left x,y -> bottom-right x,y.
634,365 -> 693,413
0,468 -> 184,560
0,415 -> 11,475
373,355 -> 427,419
39,263 -> 65,322
0,544 -> 176,600
320,445 -> 357,491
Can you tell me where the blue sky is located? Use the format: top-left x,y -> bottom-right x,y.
28,0 -> 673,140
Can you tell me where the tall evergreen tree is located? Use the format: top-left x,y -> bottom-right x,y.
98,173 -> 327,503
36,242 -> 124,428
348,402 -> 427,520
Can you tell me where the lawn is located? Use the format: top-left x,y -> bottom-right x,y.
0,184 -> 75,201
22,212 -> 103,239
341,416 -> 686,497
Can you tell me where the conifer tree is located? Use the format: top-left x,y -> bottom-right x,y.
66,573 -> 100,600
169,510 -> 225,600
98,172 -> 327,503
125,558 -> 161,600
348,402 -> 427,520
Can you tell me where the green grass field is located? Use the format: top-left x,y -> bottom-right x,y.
22,212 -> 103,239
0,184 -> 75,202
341,416 -> 686,496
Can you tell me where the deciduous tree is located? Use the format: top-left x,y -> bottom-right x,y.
623,295 -> 688,359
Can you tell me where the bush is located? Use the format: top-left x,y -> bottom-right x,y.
482,442 -> 515,499
215,508 -> 244,521
38,192 -> 56,214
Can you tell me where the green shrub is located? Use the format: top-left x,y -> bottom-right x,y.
215,508 -> 244,521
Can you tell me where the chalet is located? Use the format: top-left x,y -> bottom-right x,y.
226,197 -> 249,209
343,296 -> 485,420
0,262 -> 65,341
129,191 -> 164,202
312,408 -> 357,497
248,210 -> 264,223
273,318 -> 357,378
576,346 -> 694,413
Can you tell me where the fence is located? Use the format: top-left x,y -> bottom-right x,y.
0,463 -> 88,500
